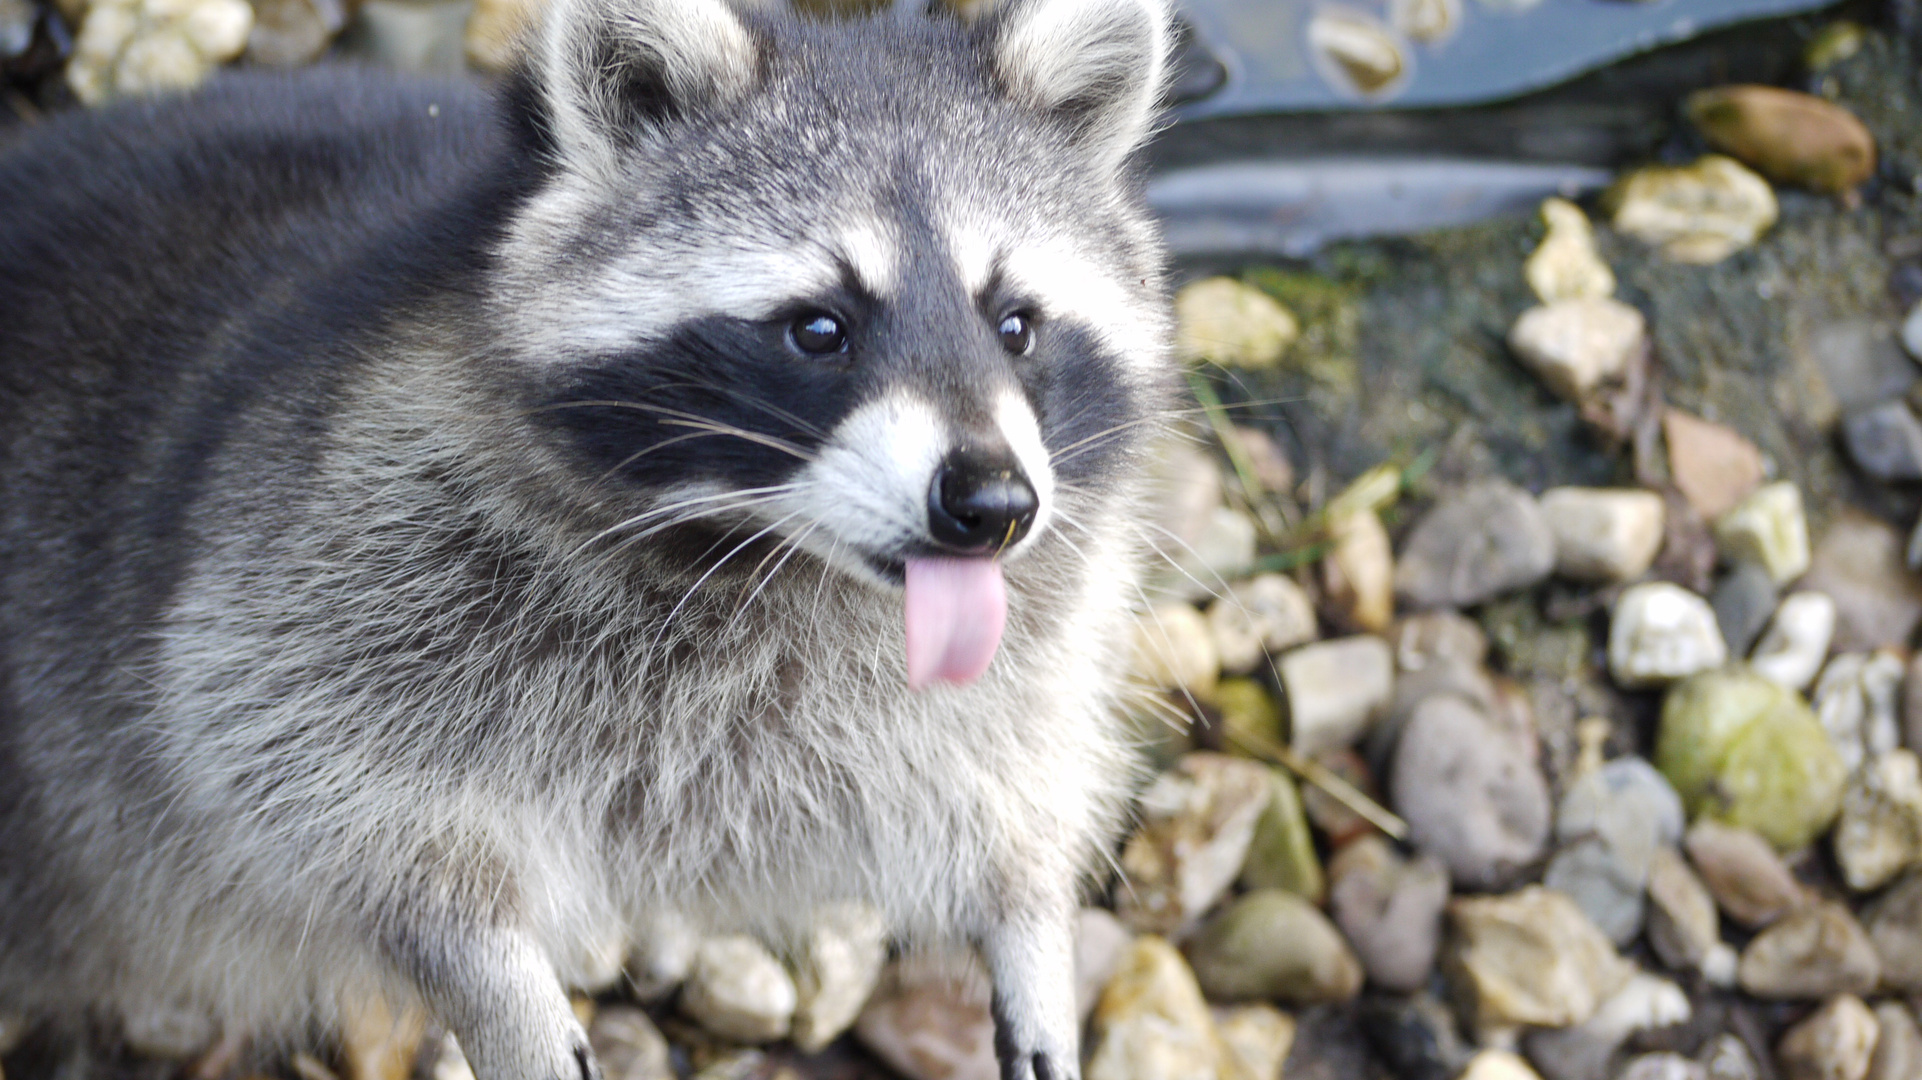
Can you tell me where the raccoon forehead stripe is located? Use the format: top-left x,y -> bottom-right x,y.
998,239 -> 1156,365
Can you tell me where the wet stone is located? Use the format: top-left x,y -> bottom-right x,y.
1445,885 -> 1636,1030
1086,937 -> 1222,1080
247,0 -> 346,65
1711,562 -> 1779,660
1206,574 -> 1317,676
1524,197 -> 1615,305
680,936 -> 796,1043
1184,889 -> 1363,1005
1327,835 -> 1450,993
1662,411 -> 1766,522
1540,487 -> 1666,583
1394,480 -> 1556,609
1523,973 -> 1691,1080
1750,591 -> 1837,692
588,1007 -> 673,1080
1279,635 -> 1393,759
1606,155 -> 1778,264
1714,482 -> 1810,586
1656,669 -> 1845,852
1687,84 -> 1877,197
1737,902 -> 1881,1000
1813,650 -> 1906,773
1777,994 -> 1880,1080
1117,753 -> 1272,937
1865,871 -> 1922,991
1174,277 -> 1299,369
1391,693 -> 1550,890
1609,582 -> 1728,690
1842,400 -> 1922,481
1800,515 -> 1922,652
1683,820 -> 1807,929
1507,299 -> 1646,403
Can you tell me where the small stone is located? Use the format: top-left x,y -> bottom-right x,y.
1174,277 -> 1299,369
1305,7 -> 1407,98
1714,483 -> 1810,586
1359,993 -> 1473,1080
1086,937 -> 1222,1080
627,909 -> 700,1001
1778,995 -> 1880,1080
1278,634 -> 1393,758
1215,678 -> 1284,754
588,1007 -> 673,1080
1737,903 -> 1881,1000
1656,669 -> 1845,851
464,0 -> 542,71
1446,886 -> 1635,1030
1868,1001 -> 1922,1080
1750,591 -> 1837,692
853,960 -> 996,1080
1239,768 -> 1324,903
339,0 -> 472,75
1206,574 -> 1318,675
1865,871 -> 1922,991
1392,694 -> 1550,889
1462,1050 -> 1546,1080
1225,425 -> 1293,494
1904,300 -> 1922,364
1801,515 -> 1922,652
1683,819 -> 1807,929
1522,973 -> 1690,1080
67,0 -> 252,104
1711,562 -> 1780,659
1620,1054 -> 1708,1080
1697,1035 -> 1762,1080
1813,651 -> 1906,773
1662,411 -> 1766,522
1130,603 -> 1219,698
1389,0 -> 1458,43
337,995 -> 426,1080
1075,909 -> 1134,1021
1645,846 -> 1722,975
1327,835 -> 1450,993
246,0 -> 345,64
1543,758 -> 1685,944
1213,1004 -> 1296,1080
1117,753 -> 1273,936
1508,300 -> 1645,403
1539,487 -> 1665,584
1842,401 -> 1922,481
1395,481 -> 1557,609
1185,889 -> 1363,1005
426,1033 -> 475,1080
791,901 -> 888,1053
1166,507 -> 1259,602
1606,155 -> 1778,264
1804,21 -> 1866,69
1525,198 -> 1616,305
1609,582 -> 1728,690
680,936 -> 797,1043
1686,85 -> 1876,198
1393,610 -> 1490,671
1323,508 -> 1395,633
1300,747 -> 1385,848
1156,443 -> 1225,559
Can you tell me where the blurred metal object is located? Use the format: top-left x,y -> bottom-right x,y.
1148,156 -> 1612,257
1172,0 -> 1839,114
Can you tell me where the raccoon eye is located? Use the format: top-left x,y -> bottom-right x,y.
998,312 -> 1034,356
789,311 -> 848,356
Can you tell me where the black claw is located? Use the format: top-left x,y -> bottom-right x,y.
573,1043 -> 599,1080
1031,1053 -> 1058,1080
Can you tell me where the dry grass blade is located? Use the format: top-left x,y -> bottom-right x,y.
1223,726 -> 1409,842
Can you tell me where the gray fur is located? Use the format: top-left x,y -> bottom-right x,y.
0,1 -> 1175,1077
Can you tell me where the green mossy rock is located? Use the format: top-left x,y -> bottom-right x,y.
1239,768 -> 1325,904
1656,668 -> 1846,851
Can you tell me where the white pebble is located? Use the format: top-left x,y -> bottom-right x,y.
1714,482 -> 1810,585
1539,486 -> 1665,583
679,936 -> 797,1044
1813,649 -> 1906,773
1279,635 -> 1395,757
1507,298 -> 1646,401
1749,591 -> 1836,692
1903,299 -> 1922,364
1608,583 -> 1728,690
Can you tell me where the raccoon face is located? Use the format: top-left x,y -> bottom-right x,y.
495,0 -> 1173,683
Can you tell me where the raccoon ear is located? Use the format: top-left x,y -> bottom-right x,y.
987,0 -> 1172,172
532,0 -> 761,171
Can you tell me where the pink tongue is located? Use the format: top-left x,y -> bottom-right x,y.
903,557 -> 1008,690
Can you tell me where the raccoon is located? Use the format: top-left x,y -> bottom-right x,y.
0,0 -> 1175,1077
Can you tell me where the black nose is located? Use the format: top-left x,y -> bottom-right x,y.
928,451 -> 1038,554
